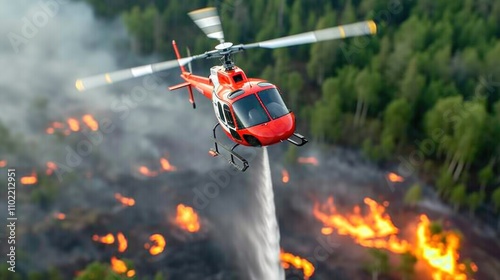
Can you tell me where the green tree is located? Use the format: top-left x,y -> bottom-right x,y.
285,71 -> 304,110
478,161 -> 495,193
123,5 -> 160,53
492,188 -> 500,213
436,169 -> 454,199
467,192 -> 483,217
450,184 -> 467,212
381,98 -> 412,153
365,249 -> 390,280
398,252 -> 418,280
404,183 -> 422,207
400,57 -> 425,102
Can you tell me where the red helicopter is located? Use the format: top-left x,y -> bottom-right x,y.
76,7 -> 377,171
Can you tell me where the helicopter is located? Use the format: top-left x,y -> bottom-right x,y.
75,7 -> 377,171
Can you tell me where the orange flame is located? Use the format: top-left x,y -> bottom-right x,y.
160,157 -> 177,172
144,234 -> 166,256
387,172 -> 404,183
110,256 -> 128,274
280,250 -> 315,279
20,174 -> 38,185
313,197 -> 409,254
46,127 -> 55,134
82,114 -> 99,131
297,157 -> 319,166
54,212 -> 66,220
117,232 -> 128,253
416,215 -> 469,280
92,233 -> 115,244
175,204 -> 201,233
282,169 -> 290,183
126,270 -> 136,277
0,160 -> 6,168
115,193 -> 135,207
67,118 -> 80,132
138,166 -> 158,177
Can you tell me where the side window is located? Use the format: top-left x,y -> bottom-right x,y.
217,102 -> 225,122
223,105 -> 235,128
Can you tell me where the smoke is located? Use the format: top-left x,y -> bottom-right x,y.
0,0 -> 220,173
206,148 -> 284,280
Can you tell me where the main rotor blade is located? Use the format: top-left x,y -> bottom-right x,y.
188,7 -> 225,43
75,57 -> 193,92
242,20 -> 377,49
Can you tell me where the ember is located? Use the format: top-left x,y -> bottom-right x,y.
160,157 -> 177,172
144,234 -> 166,256
387,172 -> 404,183
110,256 -> 127,274
67,118 -> 80,132
280,250 -> 315,279
115,193 -> 135,207
297,157 -> 319,166
20,173 -> 38,185
92,233 -> 115,244
175,204 -> 201,233
82,114 -> 99,131
117,232 -> 128,253
0,160 -> 6,168
282,169 -> 290,183
138,166 -> 158,177
46,161 -> 58,175
54,212 -> 66,220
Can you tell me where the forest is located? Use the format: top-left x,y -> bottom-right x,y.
83,0 -> 500,220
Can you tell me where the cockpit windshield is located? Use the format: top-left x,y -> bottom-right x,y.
257,88 -> 289,119
233,95 -> 269,128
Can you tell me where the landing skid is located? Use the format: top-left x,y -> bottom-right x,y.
209,123 -> 249,172
287,132 -> 308,146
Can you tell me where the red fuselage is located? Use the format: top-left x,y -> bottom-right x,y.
178,66 -> 296,147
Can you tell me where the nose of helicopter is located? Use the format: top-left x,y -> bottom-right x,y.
246,112 -> 295,146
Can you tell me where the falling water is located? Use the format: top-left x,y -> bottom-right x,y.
206,147 -> 284,280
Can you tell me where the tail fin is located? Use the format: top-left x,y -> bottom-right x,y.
170,40 -> 196,109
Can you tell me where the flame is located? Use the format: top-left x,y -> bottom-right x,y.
144,234 -> 166,255
282,169 -> 290,183
54,212 -> 66,220
115,193 -> 135,207
297,157 -> 319,166
46,161 -> 58,175
175,204 -> 201,233
280,250 -> 315,279
314,198 -> 476,279
160,157 -> 177,172
20,174 -> 38,185
138,166 -> 158,177
67,118 -> 80,132
313,197 -> 409,254
92,233 -> 115,244
116,232 -> 128,253
126,270 -> 136,277
387,172 -> 404,183
82,114 -> 99,131
0,160 -> 6,168
46,127 -> 55,134
110,256 -> 128,274
416,215 -> 469,280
